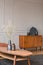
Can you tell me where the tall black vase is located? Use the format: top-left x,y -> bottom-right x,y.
7,40 -> 12,50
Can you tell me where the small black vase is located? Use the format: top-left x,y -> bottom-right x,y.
12,43 -> 16,50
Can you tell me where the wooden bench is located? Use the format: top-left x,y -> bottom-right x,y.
0,43 -> 8,47
0,43 -> 8,59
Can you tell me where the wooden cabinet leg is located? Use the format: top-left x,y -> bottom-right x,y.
28,57 -> 31,65
13,56 -> 16,65
40,47 -> 41,50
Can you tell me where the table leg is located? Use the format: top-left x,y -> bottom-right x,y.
13,56 -> 16,65
28,57 -> 31,65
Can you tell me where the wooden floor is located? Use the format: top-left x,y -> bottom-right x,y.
32,49 -> 43,56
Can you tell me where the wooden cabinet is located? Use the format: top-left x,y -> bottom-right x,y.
19,35 -> 42,49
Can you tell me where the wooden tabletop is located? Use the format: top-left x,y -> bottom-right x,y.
0,47 -> 32,57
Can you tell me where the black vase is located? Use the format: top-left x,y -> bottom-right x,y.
7,40 -> 12,50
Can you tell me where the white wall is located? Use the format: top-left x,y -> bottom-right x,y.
0,0 -> 43,49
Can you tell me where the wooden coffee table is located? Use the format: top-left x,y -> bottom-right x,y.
0,47 -> 32,65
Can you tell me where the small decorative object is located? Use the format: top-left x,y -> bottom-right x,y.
27,27 -> 38,36
7,40 -> 12,50
12,43 -> 16,50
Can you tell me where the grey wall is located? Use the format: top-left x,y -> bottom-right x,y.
0,0 -> 43,49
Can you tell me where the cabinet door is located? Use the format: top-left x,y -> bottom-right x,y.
24,36 -> 34,48
24,36 -> 29,48
19,36 -> 24,48
37,36 -> 42,47
33,36 -> 42,47
33,36 -> 38,47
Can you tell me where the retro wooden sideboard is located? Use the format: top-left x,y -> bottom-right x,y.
19,35 -> 42,50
